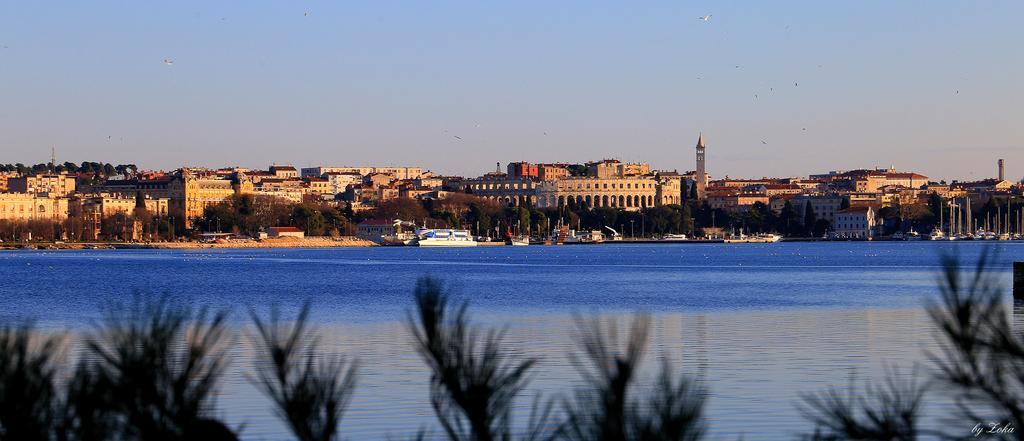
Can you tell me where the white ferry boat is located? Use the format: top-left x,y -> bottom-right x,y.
413,228 -> 478,247
661,234 -> 688,241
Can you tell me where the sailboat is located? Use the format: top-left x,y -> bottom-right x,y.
508,222 -> 529,246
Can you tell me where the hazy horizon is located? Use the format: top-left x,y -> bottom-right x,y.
1,1 -> 1021,181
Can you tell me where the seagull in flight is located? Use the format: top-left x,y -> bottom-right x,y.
304,10 -> 310,17
761,140 -> 767,145
453,136 -> 463,140
163,58 -> 174,66
697,15 -> 711,22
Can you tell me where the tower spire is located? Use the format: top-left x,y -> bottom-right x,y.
695,133 -> 707,200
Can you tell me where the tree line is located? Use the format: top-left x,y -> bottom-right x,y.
0,162 -> 138,178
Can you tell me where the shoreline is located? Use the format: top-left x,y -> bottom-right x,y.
2,237 -> 1020,251
0,236 -> 378,250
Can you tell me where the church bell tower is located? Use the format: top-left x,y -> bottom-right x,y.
695,133 -> 707,200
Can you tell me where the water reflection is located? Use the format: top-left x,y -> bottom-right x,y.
201,308 -> 952,440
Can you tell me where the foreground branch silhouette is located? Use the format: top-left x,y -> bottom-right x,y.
250,304 -> 358,441
408,277 -> 553,441
561,316 -> 706,441
799,249 -> 1022,440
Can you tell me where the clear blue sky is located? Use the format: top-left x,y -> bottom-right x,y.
1,1 -> 1021,181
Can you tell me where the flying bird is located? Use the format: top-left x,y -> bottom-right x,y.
304,10 -> 310,16
761,140 -> 767,145
698,15 -> 711,22
453,136 -> 462,140
794,82 -> 799,87
163,58 -> 174,66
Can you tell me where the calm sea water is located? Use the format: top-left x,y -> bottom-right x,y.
2,242 -> 1024,440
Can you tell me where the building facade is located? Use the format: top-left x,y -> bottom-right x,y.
834,206 -> 876,239
300,166 -> 424,180
462,175 -> 538,206
789,194 -> 845,224
7,173 -> 77,196
534,176 -> 664,211
76,194 -> 170,218
0,193 -> 70,221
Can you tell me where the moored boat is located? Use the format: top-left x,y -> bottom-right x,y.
413,228 -> 478,247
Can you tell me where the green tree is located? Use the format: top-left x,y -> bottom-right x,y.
778,200 -> 800,236
291,205 -> 326,236
680,202 -> 694,235
803,202 -> 817,236
467,204 -> 491,236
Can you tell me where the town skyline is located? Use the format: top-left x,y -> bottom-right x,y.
2,144 -> 1017,184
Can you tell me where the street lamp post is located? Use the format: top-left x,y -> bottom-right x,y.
630,220 -> 635,239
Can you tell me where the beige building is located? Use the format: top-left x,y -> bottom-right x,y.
0,193 -> 69,221
269,165 -> 299,179
7,173 -> 77,196
324,172 -> 364,194
300,166 -> 424,180
786,194 -> 845,223
707,192 -> 769,212
587,160 -> 650,179
535,176 -> 665,211
77,193 -> 170,218
304,177 -> 331,195
0,171 -> 17,192
181,171 -> 252,224
89,169 -> 251,227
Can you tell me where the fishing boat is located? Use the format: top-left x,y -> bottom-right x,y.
413,228 -> 478,247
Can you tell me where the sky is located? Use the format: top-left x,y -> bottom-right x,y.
1,1 -> 1021,181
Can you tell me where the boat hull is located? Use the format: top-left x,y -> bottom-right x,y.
415,239 -> 478,247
